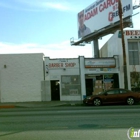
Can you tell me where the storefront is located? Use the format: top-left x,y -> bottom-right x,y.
100,30 -> 140,91
79,56 -> 120,99
44,57 -> 81,101
44,56 -> 120,101
85,73 -> 119,96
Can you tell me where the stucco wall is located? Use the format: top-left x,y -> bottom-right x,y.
0,53 -> 44,102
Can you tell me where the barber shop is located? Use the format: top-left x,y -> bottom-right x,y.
43,57 -> 81,101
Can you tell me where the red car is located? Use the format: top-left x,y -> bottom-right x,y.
83,88 -> 140,106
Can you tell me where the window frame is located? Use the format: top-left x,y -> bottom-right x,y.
128,41 -> 140,65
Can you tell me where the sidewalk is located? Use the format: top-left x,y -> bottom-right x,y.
0,101 -> 83,109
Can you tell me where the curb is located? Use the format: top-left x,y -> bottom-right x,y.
0,105 -> 15,109
0,101 -> 84,109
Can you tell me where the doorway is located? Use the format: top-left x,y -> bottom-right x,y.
85,79 -> 93,96
51,80 -> 60,101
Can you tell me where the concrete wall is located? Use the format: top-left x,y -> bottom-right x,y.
100,43 -> 108,57
0,53 -> 44,102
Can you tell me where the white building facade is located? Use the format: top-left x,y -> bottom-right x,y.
100,30 -> 140,91
0,53 -> 121,103
0,53 -> 44,102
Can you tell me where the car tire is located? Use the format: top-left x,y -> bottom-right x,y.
127,97 -> 135,105
93,98 -> 101,106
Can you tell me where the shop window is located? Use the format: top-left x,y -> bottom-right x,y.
104,74 -> 119,90
130,72 -> 140,92
128,42 -> 139,65
61,75 -> 81,95
94,75 -> 103,95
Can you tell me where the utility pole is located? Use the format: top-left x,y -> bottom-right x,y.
118,0 -> 128,89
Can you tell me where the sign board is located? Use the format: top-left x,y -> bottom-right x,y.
125,30 -> 140,36
85,58 -> 116,68
46,59 -> 79,69
69,89 -> 79,95
77,0 -> 133,38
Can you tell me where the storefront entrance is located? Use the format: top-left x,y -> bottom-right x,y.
85,74 -> 119,96
51,80 -> 60,101
85,79 -> 93,96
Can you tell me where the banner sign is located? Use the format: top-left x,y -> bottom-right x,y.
85,58 -> 116,68
125,30 -> 140,36
77,0 -> 133,38
46,59 -> 79,69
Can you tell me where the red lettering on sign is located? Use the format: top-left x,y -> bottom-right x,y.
65,63 -> 76,67
125,30 -> 140,36
85,7 -> 98,20
48,62 -> 76,68
49,63 -> 63,68
99,0 -> 118,12
108,12 -> 113,21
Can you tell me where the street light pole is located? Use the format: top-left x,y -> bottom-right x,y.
118,0 -> 128,89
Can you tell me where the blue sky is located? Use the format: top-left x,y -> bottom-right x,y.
0,0 -> 140,58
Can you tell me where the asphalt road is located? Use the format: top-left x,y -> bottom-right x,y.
0,105 -> 140,140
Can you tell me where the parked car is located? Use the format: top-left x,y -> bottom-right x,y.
83,88 -> 140,106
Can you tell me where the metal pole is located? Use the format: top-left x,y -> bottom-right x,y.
93,39 -> 99,58
118,0 -> 128,89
